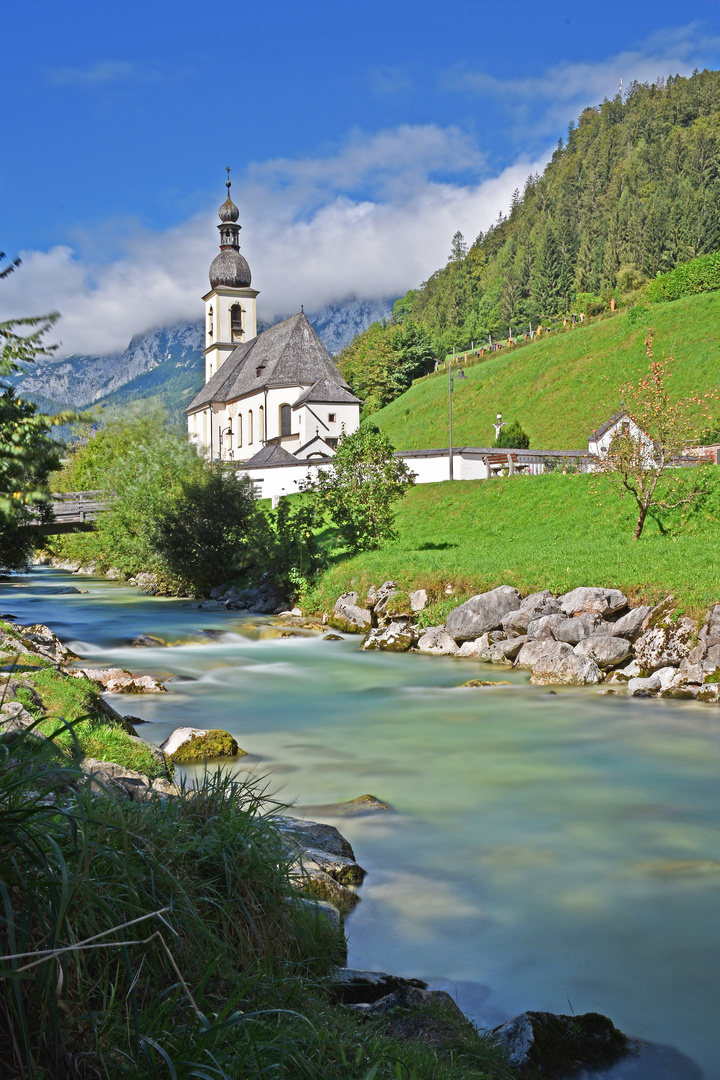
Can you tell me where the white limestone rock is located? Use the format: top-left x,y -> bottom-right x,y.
416,626 -> 458,656
634,600 -> 695,672
333,592 -> 371,631
530,654 -> 604,686
409,589 -> 428,613
490,636 -> 528,663
515,640 -> 574,670
160,727 -> 208,756
608,605 -> 653,641
558,587 -> 628,617
574,635 -> 633,669
446,586 -> 522,642
527,612 -> 605,644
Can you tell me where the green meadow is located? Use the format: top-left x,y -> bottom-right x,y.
310,471 -> 720,621
372,292 -> 720,452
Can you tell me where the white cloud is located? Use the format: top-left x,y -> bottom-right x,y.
47,60 -> 157,86
0,125 -> 548,357
443,23 -> 720,135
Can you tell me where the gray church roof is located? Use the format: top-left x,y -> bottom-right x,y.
187,313 -> 351,413
293,377 -> 362,408
242,442 -> 299,467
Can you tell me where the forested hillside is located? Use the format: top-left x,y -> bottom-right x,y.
338,68 -> 720,412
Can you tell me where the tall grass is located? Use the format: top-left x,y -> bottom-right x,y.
0,730 -> 514,1079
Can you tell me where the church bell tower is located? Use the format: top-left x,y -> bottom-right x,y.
203,170 -> 259,383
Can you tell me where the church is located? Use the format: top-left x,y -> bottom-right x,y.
186,177 -> 362,465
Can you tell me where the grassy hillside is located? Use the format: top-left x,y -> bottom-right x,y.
371,292 -> 720,451
308,470 -> 720,620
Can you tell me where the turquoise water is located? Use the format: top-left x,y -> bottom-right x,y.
2,568 -> 719,1077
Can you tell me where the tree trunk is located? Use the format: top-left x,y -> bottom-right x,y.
633,504 -> 649,540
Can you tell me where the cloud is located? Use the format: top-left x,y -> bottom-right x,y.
0,125 -> 548,357
47,60 -> 156,86
367,66 -> 414,96
442,23 -> 720,135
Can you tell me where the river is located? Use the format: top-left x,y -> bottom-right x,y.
2,567 -> 718,1078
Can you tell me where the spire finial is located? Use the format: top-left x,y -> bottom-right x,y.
226,165 -> 231,191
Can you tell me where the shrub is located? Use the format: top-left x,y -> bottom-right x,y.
646,250 -> 720,303
493,420 -> 530,449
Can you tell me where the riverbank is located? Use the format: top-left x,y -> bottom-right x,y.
3,568 -> 719,1076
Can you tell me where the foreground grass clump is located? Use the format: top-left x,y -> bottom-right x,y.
0,737 -> 515,1080
306,470 -> 720,621
372,290 -> 720,451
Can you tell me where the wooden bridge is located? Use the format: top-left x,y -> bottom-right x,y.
22,491 -> 114,535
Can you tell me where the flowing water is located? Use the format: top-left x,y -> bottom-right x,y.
2,568 -> 719,1078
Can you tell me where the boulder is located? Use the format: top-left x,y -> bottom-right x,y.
348,983 -> 465,1020
0,700 -> 39,733
373,581 -> 402,616
328,968 -> 427,1006
528,612 -> 605,644
446,586 -> 521,642
530,654 -> 603,686
700,603 -> 720,646
128,737 -> 173,777
514,640 -> 574,670
332,592 -> 372,632
79,758 -> 181,801
168,729 -> 242,762
14,623 -> 79,664
409,589 -> 428,613
489,636 -> 527,663
605,659 -> 642,683
574,635 -> 633,669
456,631 -> 503,659
502,591 -> 562,634
558,587 -> 628,617
608,605 -> 653,641
635,603 -> 695,672
127,634 -> 166,648
273,817 -> 356,860
323,633 -> 344,641
698,683 -> 720,703
628,674 -> 661,695
77,668 -> 166,693
492,1010 -> 627,1077
290,896 -> 343,934
361,622 -> 416,652
416,626 -> 458,656
296,846 -> 366,885
161,726 -> 208,756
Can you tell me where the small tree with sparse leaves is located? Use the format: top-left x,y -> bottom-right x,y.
306,426 -> 415,552
592,331 -> 717,540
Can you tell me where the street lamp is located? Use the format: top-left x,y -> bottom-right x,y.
219,423 -> 234,461
448,356 -> 467,480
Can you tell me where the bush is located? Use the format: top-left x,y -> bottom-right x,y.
575,292 -> 606,316
646,250 -> 720,303
493,420 -> 530,449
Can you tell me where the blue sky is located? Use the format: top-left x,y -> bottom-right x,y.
3,0 -> 720,355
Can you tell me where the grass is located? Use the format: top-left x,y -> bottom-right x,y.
0,736 -> 515,1080
372,291 -> 720,451
1,624 -> 169,779
307,470 -> 720,622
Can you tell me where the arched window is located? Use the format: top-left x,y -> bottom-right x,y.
236,414 -> 242,447
248,410 -> 253,444
230,304 -> 243,342
207,306 -> 214,342
280,404 -> 292,437
258,405 -> 264,443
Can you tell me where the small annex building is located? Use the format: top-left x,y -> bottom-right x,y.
186,177 -> 361,463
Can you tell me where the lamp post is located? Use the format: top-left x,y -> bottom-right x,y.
448,354 -> 467,480
219,423 -> 234,461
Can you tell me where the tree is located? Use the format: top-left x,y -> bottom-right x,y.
493,420 -> 530,449
307,426 -> 415,552
592,332 -> 717,539
0,301 -> 71,570
336,320 -> 435,415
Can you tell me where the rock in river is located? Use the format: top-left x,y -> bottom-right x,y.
446,586 -> 521,642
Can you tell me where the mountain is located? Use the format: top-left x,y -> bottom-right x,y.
11,297 -> 395,422
383,68 -> 720,357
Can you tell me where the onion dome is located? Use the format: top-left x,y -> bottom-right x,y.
219,178 -> 239,223
209,169 -> 251,287
209,249 -> 252,289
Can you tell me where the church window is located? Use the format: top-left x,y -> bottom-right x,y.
259,405 -> 264,442
230,304 -> 243,342
328,413 -> 336,423
208,306 -> 214,342
280,404 -> 291,436
248,410 -> 253,444
236,415 -> 242,447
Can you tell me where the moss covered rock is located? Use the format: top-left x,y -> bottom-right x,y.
170,729 -> 244,763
